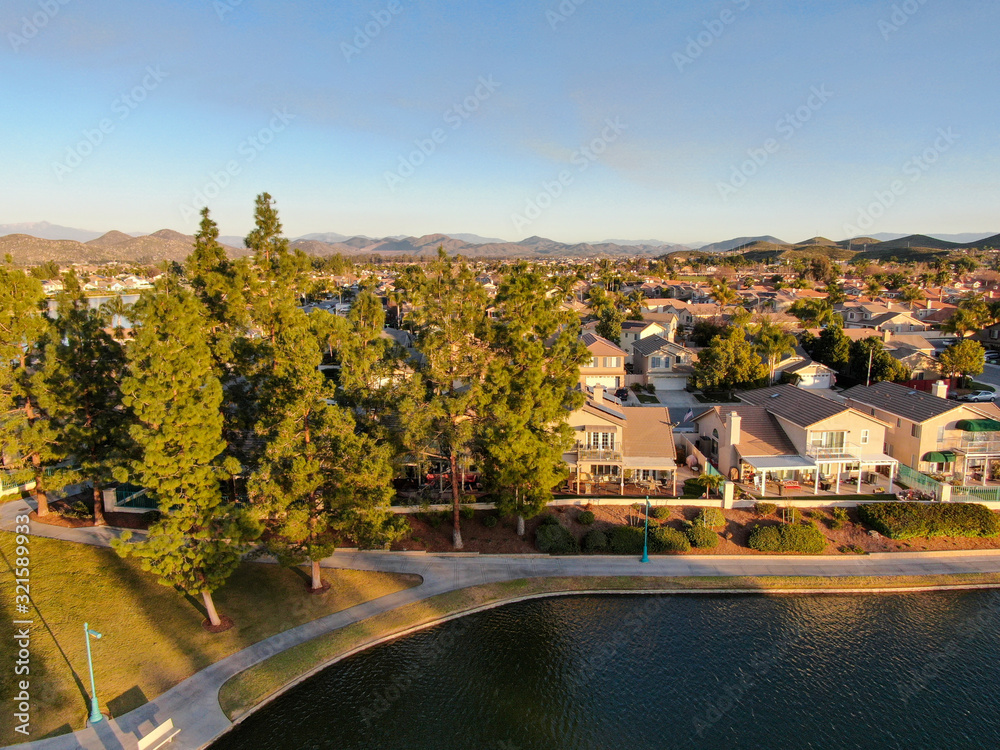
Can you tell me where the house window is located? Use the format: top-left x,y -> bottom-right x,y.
897,418 -> 901,428
590,357 -> 598,368
651,356 -> 662,369
991,330 -> 998,340
911,424 -> 921,438
676,356 -> 682,365
861,430 -> 870,445
810,431 -> 846,449
588,432 -> 615,450
591,465 -> 620,477
938,426 -> 945,443
603,357 -> 620,368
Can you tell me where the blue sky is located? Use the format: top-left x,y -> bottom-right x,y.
2,0 -> 997,244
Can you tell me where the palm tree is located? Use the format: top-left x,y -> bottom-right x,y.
709,279 -> 740,308
98,295 -> 130,340
755,319 -> 797,384
696,472 -> 725,499
864,277 -> 882,298
898,285 -> 925,308
788,298 -> 838,328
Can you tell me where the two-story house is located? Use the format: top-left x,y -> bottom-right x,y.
842,381 -> 1000,483
722,384 -> 897,496
564,384 -> 677,494
578,333 -> 627,389
619,321 -> 670,363
631,335 -> 696,391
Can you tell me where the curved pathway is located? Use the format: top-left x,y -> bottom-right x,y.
6,496 -> 1000,750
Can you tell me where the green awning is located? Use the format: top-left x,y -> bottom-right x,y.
922,451 -> 956,463
956,419 -> 1000,433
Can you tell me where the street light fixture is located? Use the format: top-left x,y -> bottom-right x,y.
84,623 -> 103,724
641,495 -> 650,563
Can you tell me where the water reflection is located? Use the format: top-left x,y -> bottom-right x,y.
211,592 -> 1000,750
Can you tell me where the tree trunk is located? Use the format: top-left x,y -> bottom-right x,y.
449,451 -> 463,549
31,454 -> 49,517
92,484 -> 106,526
516,515 -> 525,537
202,590 -> 222,627
310,559 -> 323,591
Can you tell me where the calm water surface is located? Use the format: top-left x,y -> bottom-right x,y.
212,592 -> 1000,750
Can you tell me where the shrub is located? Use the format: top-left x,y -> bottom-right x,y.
650,526 -> 691,552
460,504 -> 475,520
631,502 -> 643,512
60,501 -> 91,520
682,478 -> 704,498
609,525 -> 645,555
577,510 -> 596,525
481,514 -> 498,528
539,514 -> 560,526
754,502 -> 777,516
830,507 -> 849,530
838,544 -> 866,555
653,506 -> 673,520
858,502 -> 1000,540
696,507 -> 726,530
583,529 -> 608,553
535,522 -> 579,555
686,524 -> 720,549
747,522 -> 826,554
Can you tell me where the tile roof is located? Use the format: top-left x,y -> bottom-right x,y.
632,334 -> 682,358
621,407 -> 676,460
737,383 -> 848,426
581,332 -> 627,356
693,405 -> 798,456
841,381 -> 960,423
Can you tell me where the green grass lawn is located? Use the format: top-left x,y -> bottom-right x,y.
0,532 -> 419,743
635,393 -> 659,404
219,572 -> 1000,721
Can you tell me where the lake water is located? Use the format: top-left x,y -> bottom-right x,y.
46,293 -> 139,329
210,592 -> 1000,750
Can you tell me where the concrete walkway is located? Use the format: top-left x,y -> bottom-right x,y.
6,496 -> 1000,750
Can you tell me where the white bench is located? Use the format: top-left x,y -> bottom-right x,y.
137,719 -> 180,750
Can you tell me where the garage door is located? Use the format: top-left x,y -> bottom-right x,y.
585,376 -> 620,389
652,376 -> 686,391
800,372 -> 831,389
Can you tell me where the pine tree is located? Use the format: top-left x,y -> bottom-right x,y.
406,248 -> 490,548
112,283 -> 248,629
479,265 -> 589,535
0,265 -> 57,516
37,273 -> 129,526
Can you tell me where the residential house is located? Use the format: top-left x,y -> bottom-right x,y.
715,384 -> 898,496
579,332 -> 627,389
564,384 -> 677,494
619,320 -> 669,360
631,336 -> 696,391
771,348 -> 837,390
843,380 -> 1000,482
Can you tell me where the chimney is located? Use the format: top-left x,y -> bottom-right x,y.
726,411 -> 742,447
882,329 -> 893,343
926,299 -> 932,310
932,380 -> 948,399
593,384 -> 605,403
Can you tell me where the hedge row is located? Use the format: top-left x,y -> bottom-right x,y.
858,502 -> 1000,540
747,522 -> 826,554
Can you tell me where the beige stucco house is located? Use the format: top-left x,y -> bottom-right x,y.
579,332 -> 627,389
843,381 -> 1000,483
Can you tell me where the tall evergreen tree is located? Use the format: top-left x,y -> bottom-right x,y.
406,248 -> 490,548
479,265 -> 589,535
0,265 -> 56,516
38,273 -> 129,526
112,283 -> 249,629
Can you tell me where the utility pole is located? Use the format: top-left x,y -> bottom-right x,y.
866,345 -> 874,387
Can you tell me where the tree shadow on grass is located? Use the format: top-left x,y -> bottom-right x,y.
0,543 -> 90,714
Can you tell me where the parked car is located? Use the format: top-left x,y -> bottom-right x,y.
959,390 -> 996,403
614,387 -> 631,401
985,351 -> 1000,364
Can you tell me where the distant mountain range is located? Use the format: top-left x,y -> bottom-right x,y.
0,222 -> 996,266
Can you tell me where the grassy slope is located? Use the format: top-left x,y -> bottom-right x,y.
218,572 -> 1000,721
0,532 -> 419,743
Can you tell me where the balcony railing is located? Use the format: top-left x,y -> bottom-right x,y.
806,441 -> 869,461
577,448 -> 624,462
935,436 -> 1000,455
